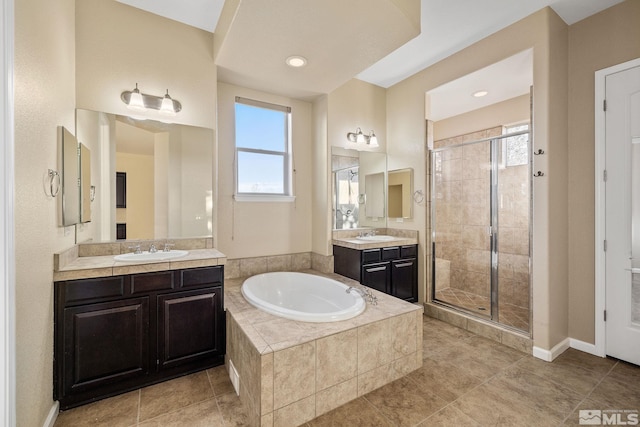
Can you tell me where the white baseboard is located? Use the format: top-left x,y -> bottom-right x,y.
42,401 -> 59,427
533,338 -> 570,362
569,338 -> 602,357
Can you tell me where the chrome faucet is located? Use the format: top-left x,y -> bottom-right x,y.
149,244 -> 158,253
128,244 -> 142,254
346,286 -> 378,305
163,243 -> 175,252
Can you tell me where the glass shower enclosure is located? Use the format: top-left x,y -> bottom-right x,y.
431,128 -> 531,333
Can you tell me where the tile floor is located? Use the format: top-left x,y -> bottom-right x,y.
54,315 -> 640,427
435,288 -> 530,331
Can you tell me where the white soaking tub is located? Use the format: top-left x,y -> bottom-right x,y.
241,272 -> 366,322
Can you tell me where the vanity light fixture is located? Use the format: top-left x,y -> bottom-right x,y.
347,127 -> 379,148
121,84 -> 182,115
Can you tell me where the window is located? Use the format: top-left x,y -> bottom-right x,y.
234,97 -> 293,201
502,123 -> 530,167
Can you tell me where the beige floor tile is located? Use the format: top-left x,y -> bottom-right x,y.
409,357 -> 483,403
363,376 -> 448,426
207,364 -> 236,396
453,382 -> 562,426
553,348 -> 616,376
416,405 -> 479,426
138,371 -> 214,421
489,365 -> 584,419
588,374 -> 640,410
137,398 -> 223,427
515,355 -> 601,395
215,392 -> 256,427
54,390 -> 139,427
307,397 -> 391,426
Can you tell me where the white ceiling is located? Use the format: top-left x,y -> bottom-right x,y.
117,0 -> 623,109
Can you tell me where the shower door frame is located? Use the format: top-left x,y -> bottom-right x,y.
430,129 -> 532,333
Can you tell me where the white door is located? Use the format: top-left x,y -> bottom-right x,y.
605,64 -> 640,365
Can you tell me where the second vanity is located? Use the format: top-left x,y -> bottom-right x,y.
333,229 -> 418,303
53,238 -> 226,410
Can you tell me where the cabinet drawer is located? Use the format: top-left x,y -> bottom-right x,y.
362,249 -> 381,263
400,245 -> 417,258
180,266 -> 223,288
62,276 -> 126,306
382,246 -> 400,260
131,271 -> 175,294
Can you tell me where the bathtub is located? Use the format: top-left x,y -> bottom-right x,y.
241,272 -> 366,322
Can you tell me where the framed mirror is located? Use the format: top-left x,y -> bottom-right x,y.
58,126 -> 80,226
76,109 -> 214,242
331,147 -> 386,229
387,168 -> 413,219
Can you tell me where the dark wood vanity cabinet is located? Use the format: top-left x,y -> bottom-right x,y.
54,266 -> 225,409
334,244 -> 418,302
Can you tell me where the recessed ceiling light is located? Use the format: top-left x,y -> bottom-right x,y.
286,55 -> 307,68
473,90 -> 489,98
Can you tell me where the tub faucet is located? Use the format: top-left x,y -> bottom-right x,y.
346,286 -> 378,305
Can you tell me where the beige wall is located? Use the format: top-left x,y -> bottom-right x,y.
217,82 -> 313,259
387,7 -> 569,350
434,94 -> 530,141
116,152 -> 155,240
312,95 -> 331,255
567,0 -> 640,343
14,0 -> 76,425
75,0 -> 216,130
328,79 -> 387,152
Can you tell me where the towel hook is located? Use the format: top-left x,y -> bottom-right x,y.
48,169 -> 60,197
533,171 -> 544,177
533,149 -> 545,155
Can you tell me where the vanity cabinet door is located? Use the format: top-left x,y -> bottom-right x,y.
391,258 -> 417,302
157,286 -> 224,371
361,261 -> 391,294
61,297 -> 149,398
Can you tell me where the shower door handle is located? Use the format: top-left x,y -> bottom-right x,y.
487,226 -> 493,236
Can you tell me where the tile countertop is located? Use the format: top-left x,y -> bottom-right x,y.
53,248 -> 227,282
332,236 -> 418,250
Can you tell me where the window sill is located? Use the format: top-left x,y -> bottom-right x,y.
234,194 -> 296,203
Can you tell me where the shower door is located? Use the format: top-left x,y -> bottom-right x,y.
431,130 -> 531,332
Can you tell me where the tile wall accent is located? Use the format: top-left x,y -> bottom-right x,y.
225,273 -> 423,427
424,303 -> 532,354
310,253 -> 334,274
224,253 -> 312,279
332,228 -> 418,240
55,237 -> 214,270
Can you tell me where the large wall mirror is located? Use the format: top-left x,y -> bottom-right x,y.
76,109 -> 214,242
332,147 -> 386,229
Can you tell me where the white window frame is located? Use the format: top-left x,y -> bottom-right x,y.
234,97 -> 294,202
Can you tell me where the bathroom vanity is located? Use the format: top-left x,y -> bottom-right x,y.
333,232 -> 418,303
53,241 -> 226,409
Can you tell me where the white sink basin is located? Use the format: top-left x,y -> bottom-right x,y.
356,235 -> 397,242
114,250 -> 189,262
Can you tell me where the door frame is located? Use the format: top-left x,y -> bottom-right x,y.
0,0 -> 16,424
594,57 -> 640,358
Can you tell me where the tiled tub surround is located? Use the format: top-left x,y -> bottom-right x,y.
224,252 -> 336,278
53,237 -> 226,281
225,271 -> 423,427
